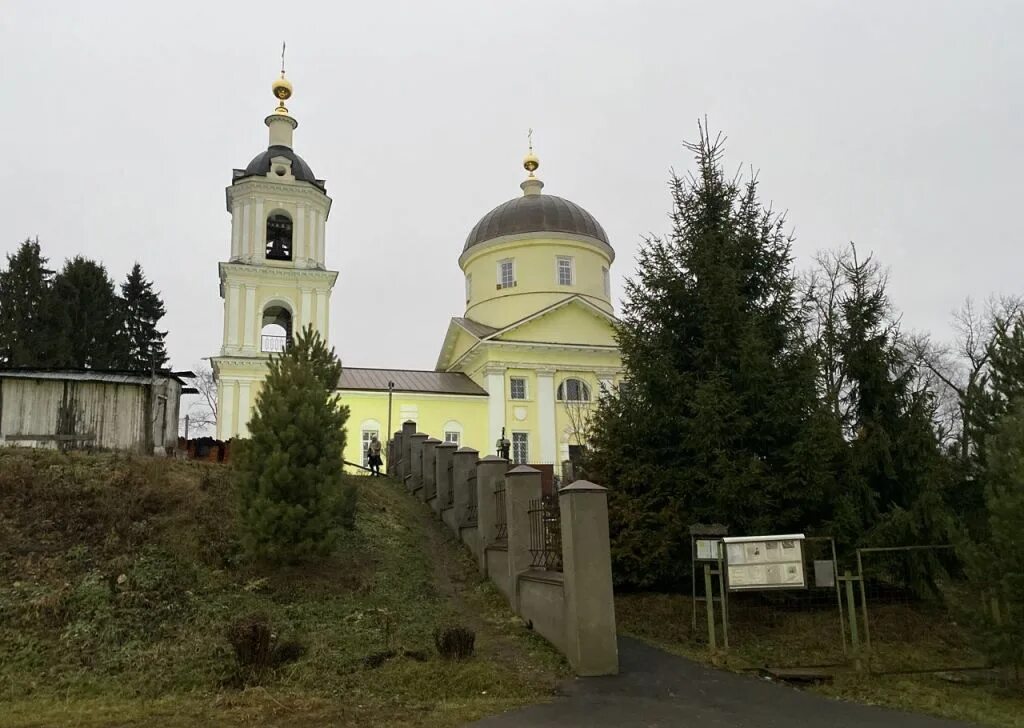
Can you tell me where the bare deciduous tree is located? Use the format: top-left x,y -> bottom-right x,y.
181,363 -> 217,437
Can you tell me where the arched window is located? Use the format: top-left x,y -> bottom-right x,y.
265,213 -> 293,261
442,420 -> 464,447
557,378 -> 591,402
260,305 -> 292,352
360,419 -> 382,467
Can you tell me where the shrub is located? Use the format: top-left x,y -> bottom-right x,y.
434,625 -> 475,660
226,612 -> 274,680
235,325 -> 355,563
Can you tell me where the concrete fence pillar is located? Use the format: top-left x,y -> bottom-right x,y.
452,447 -> 479,531
506,465 -> 542,613
389,431 -> 402,476
421,438 -> 441,502
433,443 -> 457,516
400,420 -> 417,482
560,480 -> 618,676
408,433 -> 428,494
475,455 -> 508,575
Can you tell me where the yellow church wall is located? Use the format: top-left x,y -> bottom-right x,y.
337,390 -> 489,465
461,236 -> 613,329
498,303 -> 618,347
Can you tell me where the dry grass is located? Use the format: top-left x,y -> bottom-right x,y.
0,448 -> 566,727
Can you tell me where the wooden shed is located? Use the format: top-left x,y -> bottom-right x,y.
0,369 -> 195,455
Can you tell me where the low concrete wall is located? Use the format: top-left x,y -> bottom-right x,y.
518,571 -> 567,654
486,546 -> 510,599
460,524 -> 479,554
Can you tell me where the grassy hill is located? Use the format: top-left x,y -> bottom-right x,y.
0,449 -> 566,727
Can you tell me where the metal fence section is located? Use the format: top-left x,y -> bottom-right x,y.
494,479 -> 507,541
465,472 -> 478,525
441,460 -> 454,508
856,545 -> 986,674
720,536 -> 847,669
528,496 -> 562,571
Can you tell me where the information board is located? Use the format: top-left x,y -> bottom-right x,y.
722,534 -> 805,591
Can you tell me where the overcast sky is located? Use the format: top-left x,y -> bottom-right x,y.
2,1 -> 1022,377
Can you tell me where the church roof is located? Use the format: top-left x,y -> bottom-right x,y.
233,145 -> 326,191
463,194 -> 610,252
337,367 -> 487,396
452,317 -> 498,339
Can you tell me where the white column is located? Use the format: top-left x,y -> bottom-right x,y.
237,380 -> 252,437
537,367 -> 557,464
307,207 -> 316,266
219,379 -> 237,440
226,283 -> 241,349
243,286 -> 257,351
315,289 -> 328,337
231,202 -> 241,259
294,203 -> 306,264
485,364 -> 506,454
301,288 -> 313,330
316,209 -> 325,264
253,201 -> 264,260
597,370 -> 616,399
241,202 -> 251,261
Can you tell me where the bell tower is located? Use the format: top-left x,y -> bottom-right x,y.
212,58 -> 338,439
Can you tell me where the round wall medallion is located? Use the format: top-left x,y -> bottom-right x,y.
513,406 -> 527,421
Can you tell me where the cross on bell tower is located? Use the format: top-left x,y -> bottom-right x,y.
211,54 -> 339,439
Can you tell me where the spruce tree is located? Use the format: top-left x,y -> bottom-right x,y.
236,324 -> 355,563
0,238 -> 54,367
120,262 -> 168,371
49,256 -> 127,369
588,128 -> 833,588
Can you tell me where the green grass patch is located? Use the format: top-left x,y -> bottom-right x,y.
617,592 -> 1024,727
0,449 -> 566,727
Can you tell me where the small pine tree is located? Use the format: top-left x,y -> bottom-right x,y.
120,262 -> 168,371
236,325 -> 355,563
0,238 -> 54,367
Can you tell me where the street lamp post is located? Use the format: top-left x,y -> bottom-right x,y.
386,380 -> 395,473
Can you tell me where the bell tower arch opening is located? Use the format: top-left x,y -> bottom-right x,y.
265,212 -> 294,261
260,304 -> 293,352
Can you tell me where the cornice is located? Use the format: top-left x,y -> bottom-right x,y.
226,178 -> 333,215
459,231 -> 615,269
218,261 -> 339,284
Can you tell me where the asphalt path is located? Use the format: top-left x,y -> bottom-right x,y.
471,636 -> 973,728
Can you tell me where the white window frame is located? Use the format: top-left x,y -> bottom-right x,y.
361,428 -> 379,467
512,432 -> 529,464
509,376 -> 528,400
557,378 -> 592,403
465,273 -> 472,302
497,258 -> 516,289
444,431 -> 461,447
602,266 -> 610,298
556,256 -> 575,286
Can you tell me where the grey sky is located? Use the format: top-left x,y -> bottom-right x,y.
2,1 -> 1022,376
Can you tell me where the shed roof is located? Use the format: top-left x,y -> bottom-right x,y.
337,368 -> 487,396
0,368 -> 194,386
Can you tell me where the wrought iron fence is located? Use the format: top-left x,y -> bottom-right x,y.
442,461 -> 454,508
494,479 -> 507,541
465,473 -> 478,525
528,496 -> 562,571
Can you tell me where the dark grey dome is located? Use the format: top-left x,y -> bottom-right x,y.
235,145 -> 325,191
464,194 -> 610,252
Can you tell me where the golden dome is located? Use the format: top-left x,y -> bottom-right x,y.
523,151 -> 540,177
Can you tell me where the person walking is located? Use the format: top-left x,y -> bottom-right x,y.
367,435 -> 383,477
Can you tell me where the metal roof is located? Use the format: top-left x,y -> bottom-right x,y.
338,368 -> 487,396
233,145 -> 326,191
453,317 -> 498,339
0,368 -> 192,386
464,193 -> 610,252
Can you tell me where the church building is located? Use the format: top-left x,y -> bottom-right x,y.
213,68 -> 624,475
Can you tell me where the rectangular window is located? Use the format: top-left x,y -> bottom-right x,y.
361,429 -> 379,467
602,266 -> 610,297
465,274 -> 472,302
512,432 -> 529,464
444,431 -> 461,447
557,256 -> 574,286
497,258 -> 515,289
509,377 -> 527,400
